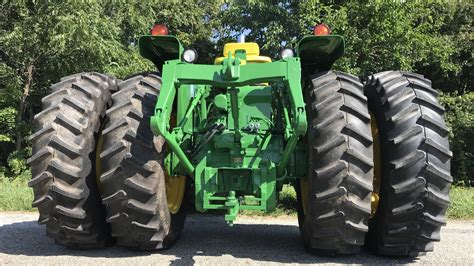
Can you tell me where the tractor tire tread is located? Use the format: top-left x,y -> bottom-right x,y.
299,71 -> 373,255
28,72 -> 117,248
99,73 -> 185,250
364,71 -> 452,257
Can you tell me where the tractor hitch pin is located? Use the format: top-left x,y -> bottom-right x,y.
224,191 -> 239,226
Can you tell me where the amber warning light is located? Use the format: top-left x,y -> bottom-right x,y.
313,23 -> 331,36
150,24 -> 169,36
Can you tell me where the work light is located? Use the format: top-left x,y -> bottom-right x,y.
182,48 -> 198,63
280,48 -> 294,59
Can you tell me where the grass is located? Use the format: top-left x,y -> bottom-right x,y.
0,178 -> 34,211
447,186 -> 474,219
0,177 -> 472,220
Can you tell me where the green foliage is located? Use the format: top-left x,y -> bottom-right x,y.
219,1 -> 464,81
0,178 -> 34,211
240,184 -> 297,216
333,2 -> 459,77
433,4 -> 473,94
6,148 -> 31,178
218,1 -> 336,57
102,0 -> 223,65
0,107 -> 17,165
0,107 -> 16,143
440,92 -> 474,186
277,184 -> 298,213
447,186 -> 474,219
0,0 -> 224,174
0,0 -> 471,185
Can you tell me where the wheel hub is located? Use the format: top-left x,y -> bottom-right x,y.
370,113 -> 382,216
165,174 -> 186,214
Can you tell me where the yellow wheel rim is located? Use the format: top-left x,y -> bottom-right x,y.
165,173 -> 186,214
164,112 -> 186,214
300,177 -> 310,215
370,113 -> 382,216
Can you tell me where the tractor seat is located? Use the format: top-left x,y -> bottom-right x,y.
214,42 -> 272,65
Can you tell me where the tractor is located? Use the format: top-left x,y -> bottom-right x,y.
28,23 -> 452,257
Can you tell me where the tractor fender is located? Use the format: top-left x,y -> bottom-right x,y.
296,35 -> 345,71
138,35 -> 183,72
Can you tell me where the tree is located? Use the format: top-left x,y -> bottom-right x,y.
219,0 -> 462,81
0,0 -> 224,170
0,0 -> 471,184
1,1 -> 129,153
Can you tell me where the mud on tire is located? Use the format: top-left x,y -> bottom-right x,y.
99,73 -> 187,250
364,71 -> 452,257
297,71 -> 374,255
27,73 -> 118,248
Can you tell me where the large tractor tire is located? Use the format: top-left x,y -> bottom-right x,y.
364,71 -> 452,257
297,71 -> 374,255
99,73 -> 187,250
27,73 -> 118,248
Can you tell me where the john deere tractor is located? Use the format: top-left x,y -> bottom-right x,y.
28,23 -> 452,256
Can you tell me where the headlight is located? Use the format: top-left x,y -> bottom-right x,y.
182,48 -> 198,63
280,48 -> 294,59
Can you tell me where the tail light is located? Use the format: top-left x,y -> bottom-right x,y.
313,23 -> 331,36
150,24 -> 169,36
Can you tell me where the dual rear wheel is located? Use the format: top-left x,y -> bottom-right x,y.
29,71 -> 451,256
297,70 -> 452,257
29,72 -> 187,250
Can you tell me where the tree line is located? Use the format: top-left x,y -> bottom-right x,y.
0,0 -> 472,185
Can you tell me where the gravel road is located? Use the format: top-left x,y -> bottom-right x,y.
0,212 -> 472,265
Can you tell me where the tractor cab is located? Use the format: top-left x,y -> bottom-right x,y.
213,42 -> 272,65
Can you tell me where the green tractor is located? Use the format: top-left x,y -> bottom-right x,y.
28,23 -> 452,257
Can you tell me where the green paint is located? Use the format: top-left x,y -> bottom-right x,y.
138,35 -> 183,71
297,35 -> 345,70
213,94 -> 227,111
149,35 -> 341,224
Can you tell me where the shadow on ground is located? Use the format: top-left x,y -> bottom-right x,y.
0,214 -> 416,264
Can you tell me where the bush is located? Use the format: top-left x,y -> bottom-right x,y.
5,148 -> 31,180
277,184 -> 298,214
439,92 -> 474,186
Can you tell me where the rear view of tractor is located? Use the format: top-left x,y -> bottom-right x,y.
28,22 -> 452,257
